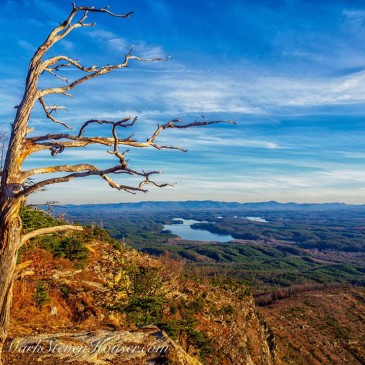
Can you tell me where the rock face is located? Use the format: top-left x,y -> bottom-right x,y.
9,240 -> 276,364
5,327 -> 202,365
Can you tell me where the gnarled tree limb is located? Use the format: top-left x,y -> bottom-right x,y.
43,55 -> 103,73
18,165 -> 125,196
35,4 -> 133,61
22,163 -> 99,179
19,225 -> 83,248
40,47 -> 169,97
27,118 -> 235,155
39,96 -> 72,129
18,164 -> 171,197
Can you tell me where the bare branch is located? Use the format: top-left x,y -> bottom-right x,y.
44,67 -> 70,83
46,105 -> 69,112
137,170 -> 173,190
43,56 -> 102,73
20,225 -> 83,248
148,118 -> 236,144
20,165 -> 172,198
40,48 -> 169,97
22,163 -> 99,179
32,4 -> 134,66
74,5 -> 134,19
100,168 -> 171,194
39,96 -> 72,129
78,120 -> 105,137
18,165 -> 169,197
100,174 -> 146,194
23,114 -> 234,197
18,165 -> 125,197
27,118 -> 234,156
78,116 -> 137,137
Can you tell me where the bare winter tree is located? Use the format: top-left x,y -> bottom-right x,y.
0,3 -> 233,361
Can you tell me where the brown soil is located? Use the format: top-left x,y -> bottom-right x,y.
259,287 -> 365,365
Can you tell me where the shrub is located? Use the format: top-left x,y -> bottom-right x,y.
125,296 -> 167,325
54,234 -> 89,262
33,280 -> 51,308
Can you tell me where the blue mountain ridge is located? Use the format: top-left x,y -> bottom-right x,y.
49,200 -> 364,212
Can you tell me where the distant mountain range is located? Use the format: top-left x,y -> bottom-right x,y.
51,200 -> 365,212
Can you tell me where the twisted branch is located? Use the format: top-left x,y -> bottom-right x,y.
39,96 -> 72,129
43,56 -> 102,73
22,163 -> 99,179
40,47 -> 169,97
21,116 -> 218,196
44,67 -> 70,83
35,3 -> 133,60
18,165 -> 125,196
27,118 -> 235,155
20,225 -> 83,248
18,165 -> 170,197
72,4 -> 134,18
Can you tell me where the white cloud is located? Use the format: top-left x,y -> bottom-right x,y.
65,65 -> 365,118
7,33 -> 365,127
343,10 -> 365,18
156,130 -> 280,150
87,29 -> 166,59
134,41 -> 166,59
337,151 -> 365,159
60,40 -> 74,52
18,40 -> 35,52
88,29 -> 128,53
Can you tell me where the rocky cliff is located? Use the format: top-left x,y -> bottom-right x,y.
7,237 -> 276,364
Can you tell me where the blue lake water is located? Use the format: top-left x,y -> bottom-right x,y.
246,216 -> 268,223
163,219 -> 234,242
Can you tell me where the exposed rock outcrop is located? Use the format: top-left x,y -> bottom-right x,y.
9,240 -> 276,364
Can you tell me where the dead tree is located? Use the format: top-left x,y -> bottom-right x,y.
0,3 -> 233,361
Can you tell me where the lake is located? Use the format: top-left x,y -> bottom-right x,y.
246,216 -> 268,223
163,219 -> 234,242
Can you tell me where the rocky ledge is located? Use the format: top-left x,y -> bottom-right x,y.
5,326 -> 202,365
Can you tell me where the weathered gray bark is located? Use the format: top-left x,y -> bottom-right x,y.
0,53 -> 41,363
0,202 -> 22,363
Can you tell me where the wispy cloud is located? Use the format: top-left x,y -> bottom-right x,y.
343,9 -> 365,18
156,130 -> 281,150
88,29 -> 128,53
87,29 -> 166,59
50,65 -> 365,119
18,40 -> 35,52
4,0 -> 365,204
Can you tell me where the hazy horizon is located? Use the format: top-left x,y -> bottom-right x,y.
38,199 -> 362,206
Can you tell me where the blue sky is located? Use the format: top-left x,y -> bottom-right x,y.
2,0 -> 365,204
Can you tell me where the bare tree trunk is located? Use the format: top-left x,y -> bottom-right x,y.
0,197 -> 23,365
0,55 -> 39,363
